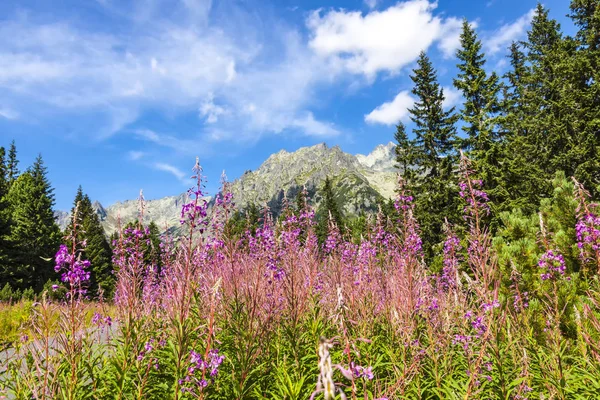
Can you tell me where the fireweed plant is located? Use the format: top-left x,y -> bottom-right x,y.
2,156 -> 600,399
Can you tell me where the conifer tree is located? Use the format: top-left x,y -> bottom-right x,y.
453,19 -> 502,154
67,186 -> 114,297
0,147 -> 12,286
146,221 -> 162,270
295,187 -> 308,213
407,51 -> 460,259
316,176 -> 344,244
520,3 -> 564,179
6,170 -> 60,291
6,140 -> 19,187
563,0 -> 600,195
496,42 -> 546,214
502,42 -> 528,121
394,122 -> 416,185
453,20 -> 504,216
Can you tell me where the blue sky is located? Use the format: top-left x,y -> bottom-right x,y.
0,0 -> 574,210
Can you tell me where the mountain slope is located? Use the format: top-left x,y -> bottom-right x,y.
56,142 -> 398,234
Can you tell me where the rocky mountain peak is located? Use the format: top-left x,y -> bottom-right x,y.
55,142 -> 400,235
356,141 -> 396,172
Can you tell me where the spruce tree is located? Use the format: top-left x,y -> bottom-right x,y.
146,221 -> 162,271
453,20 -> 504,217
295,187 -> 308,213
394,122 -> 417,186
316,176 -> 344,244
6,170 -> 61,291
407,51 -> 460,260
497,42 -> 546,214
502,42 -> 528,120
6,140 -> 19,187
564,0 -> 600,196
569,0 -> 600,49
67,186 -> 114,297
520,3 -> 564,178
453,19 -> 502,154
0,147 -> 12,287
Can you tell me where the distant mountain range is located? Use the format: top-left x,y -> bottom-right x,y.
55,142 -> 399,235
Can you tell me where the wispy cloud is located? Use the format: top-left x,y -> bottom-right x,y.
153,162 -> 188,183
0,0 -> 469,146
133,128 -> 204,154
128,150 -> 145,161
199,93 -> 228,124
0,107 -> 19,120
0,1 -> 338,142
485,9 -> 536,55
292,112 -> 340,137
364,0 -> 378,9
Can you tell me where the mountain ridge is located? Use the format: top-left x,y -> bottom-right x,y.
55,142 -> 398,234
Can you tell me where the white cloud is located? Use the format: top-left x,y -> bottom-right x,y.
153,162 -> 188,183
307,0 -> 465,77
365,91 -> 414,125
225,61 -> 236,83
199,93 -> 227,123
133,128 -> 203,154
292,112 -> 339,137
0,107 -> 19,120
485,9 -> 536,55
0,0 -> 468,144
128,150 -> 145,161
437,18 -> 467,58
134,129 -> 161,143
441,86 -> 462,109
0,2 -> 337,142
364,0 -> 378,9
366,85 -> 462,126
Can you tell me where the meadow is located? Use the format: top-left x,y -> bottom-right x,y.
1,155 -> 600,400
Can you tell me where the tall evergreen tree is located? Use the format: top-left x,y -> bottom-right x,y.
569,0 -> 600,51
6,140 -> 19,187
453,19 -> 502,154
564,0 -> 600,195
0,147 -> 12,287
394,122 -> 416,186
146,221 -> 163,270
502,42 -> 528,120
453,19 -> 504,217
497,42 -> 546,214
67,186 -> 114,297
6,170 -> 60,291
520,3 -> 565,178
407,51 -> 460,260
316,176 -> 344,244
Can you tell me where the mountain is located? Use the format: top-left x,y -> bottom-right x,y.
55,142 -> 398,235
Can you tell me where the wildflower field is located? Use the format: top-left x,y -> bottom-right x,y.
1,156 -> 600,400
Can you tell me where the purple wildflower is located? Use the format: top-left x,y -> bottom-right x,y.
538,250 -> 566,281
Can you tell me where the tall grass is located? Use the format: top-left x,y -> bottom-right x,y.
2,158 -> 600,399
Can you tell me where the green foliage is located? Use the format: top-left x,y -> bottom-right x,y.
316,176 -> 345,244
453,19 -> 506,223
0,283 -> 19,302
5,168 -> 61,292
0,300 -> 32,349
225,203 -> 261,240
66,186 -> 114,297
6,140 -> 19,188
0,146 -> 13,287
403,51 -> 461,260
